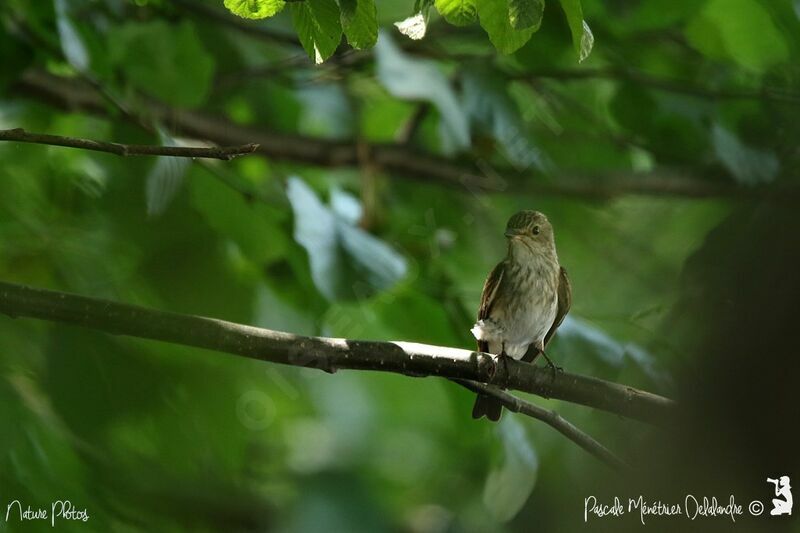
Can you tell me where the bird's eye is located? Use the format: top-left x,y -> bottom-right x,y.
532,226 -> 540,235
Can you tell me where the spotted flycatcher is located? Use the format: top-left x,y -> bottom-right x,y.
470,210 -> 572,421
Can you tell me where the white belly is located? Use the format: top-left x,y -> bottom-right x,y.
472,299 -> 557,359
471,264 -> 559,360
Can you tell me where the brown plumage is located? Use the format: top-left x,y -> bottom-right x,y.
471,211 -> 572,421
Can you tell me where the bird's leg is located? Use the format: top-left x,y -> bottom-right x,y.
528,341 -> 562,380
483,343 -> 503,384
498,343 -> 511,381
540,350 -> 563,381
521,345 -> 540,363
486,343 -> 512,385
488,343 -> 510,384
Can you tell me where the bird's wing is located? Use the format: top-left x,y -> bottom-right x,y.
476,261 -> 505,352
543,266 -> 572,348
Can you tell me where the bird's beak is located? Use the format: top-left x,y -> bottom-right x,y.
504,228 -> 524,239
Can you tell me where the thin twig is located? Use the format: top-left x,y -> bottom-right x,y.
395,103 -> 431,145
0,128 -> 258,161
452,379 -> 629,471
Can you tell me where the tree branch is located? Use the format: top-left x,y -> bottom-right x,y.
0,280 -> 675,426
516,67 -> 800,105
0,128 -> 259,161
18,69 -> 790,200
452,379 -> 629,471
395,103 -> 431,145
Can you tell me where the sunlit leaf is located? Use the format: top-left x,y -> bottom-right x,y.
508,0 -> 544,31
434,0 -> 477,27
558,0 -> 593,62
394,12 -> 428,40
224,0 -> 286,19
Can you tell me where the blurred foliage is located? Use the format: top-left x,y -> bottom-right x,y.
0,0 -> 798,531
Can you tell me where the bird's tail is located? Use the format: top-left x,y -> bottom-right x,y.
472,394 -> 502,421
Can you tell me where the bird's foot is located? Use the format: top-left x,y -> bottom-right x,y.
486,356 -> 498,382
499,351 -> 511,380
540,351 -> 563,381
488,346 -> 510,384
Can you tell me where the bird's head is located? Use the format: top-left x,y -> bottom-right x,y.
504,210 -> 556,257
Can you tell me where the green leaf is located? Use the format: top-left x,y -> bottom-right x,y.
375,32 -> 470,151
145,130 -> 190,217
338,0 -> 356,20
508,0 -> 544,30
483,417 -> 538,522
297,84 -> 354,138
461,67 -> 544,169
45,327 -> 174,437
0,33 -> 34,92
145,156 -> 189,217
711,124 -> 779,185
291,0 -> 343,64
324,290 -> 461,345
338,0 -> 377,49
477,0 -> 538,55
555,316 -> 668,389
628,0 -> 700,31
685,0 -> 789,73
190,167 -> 289,265
558,0 -> 593,62
108,21 -> 215,108
223,0 -> 285,19
286,177 -> 407,301
54,0 -> 89,71
434,0 -> 477,26
556,316 -> 625,366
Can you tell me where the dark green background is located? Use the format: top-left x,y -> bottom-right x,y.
1,0 -> 798,531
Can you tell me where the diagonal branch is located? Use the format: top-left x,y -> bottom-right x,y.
452,379 -> 629,471
0,128 -> 259,161
0,280 -> 675,426
516,67 -> 800,105
16,69 -> 800,200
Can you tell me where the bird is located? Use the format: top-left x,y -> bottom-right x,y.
470,210 -> 572,421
